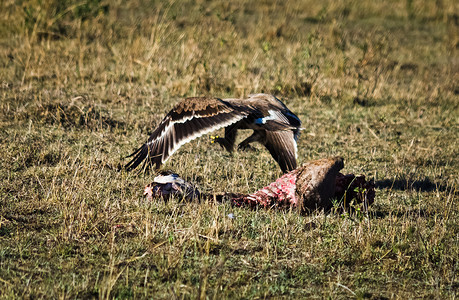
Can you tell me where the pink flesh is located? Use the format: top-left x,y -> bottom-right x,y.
233,172 -> 298,208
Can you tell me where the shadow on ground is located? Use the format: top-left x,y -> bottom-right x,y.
375,177 -> 453,193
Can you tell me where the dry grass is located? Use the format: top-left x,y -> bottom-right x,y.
0,0 -> 458,298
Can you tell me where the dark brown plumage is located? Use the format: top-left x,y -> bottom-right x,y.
125,93 -> 302,173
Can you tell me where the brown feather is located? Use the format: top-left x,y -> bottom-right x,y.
263,130 -> 297,173
125,94 -> 302,172
125,97 -> 250,171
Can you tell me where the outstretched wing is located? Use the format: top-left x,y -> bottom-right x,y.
225,94 -> 302,173
247,94 -> 301,125
125,97 -> 250,171
263,130 -> 298,173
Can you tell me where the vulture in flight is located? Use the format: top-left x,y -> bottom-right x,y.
125,93 -> 302,173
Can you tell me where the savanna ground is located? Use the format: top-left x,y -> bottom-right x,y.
0,0 -> 458,298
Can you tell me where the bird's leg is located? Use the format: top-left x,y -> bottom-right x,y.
210,135 -> 233,152
238,131 -> 263,151
210,124 -> 238,153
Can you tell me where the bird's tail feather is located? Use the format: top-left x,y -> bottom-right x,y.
124,144 -> 149,172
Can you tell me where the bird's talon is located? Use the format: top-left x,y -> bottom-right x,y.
210,135 -> 220,144
238,144 -> 257,151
